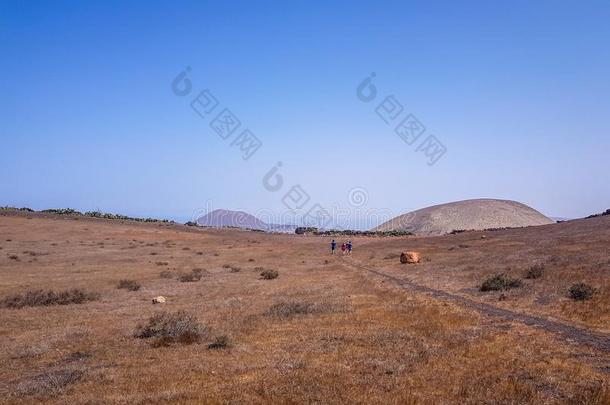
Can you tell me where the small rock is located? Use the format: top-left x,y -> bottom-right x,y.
152,296 -> 166,304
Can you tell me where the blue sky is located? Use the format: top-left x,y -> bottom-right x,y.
1,1 -> 609,227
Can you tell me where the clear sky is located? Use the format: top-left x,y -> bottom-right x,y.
1,1 -> 609,227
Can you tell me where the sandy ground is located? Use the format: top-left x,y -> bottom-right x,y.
0,211 -> 609,403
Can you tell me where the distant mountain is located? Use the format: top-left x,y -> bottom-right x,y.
196,209 -> 297,233
373,198 -> 554,236
196,209 -> 267,230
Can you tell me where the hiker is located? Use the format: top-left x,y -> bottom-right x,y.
347,240 -> 352,255
341,242 -> 346,255
331,239 -> 337,254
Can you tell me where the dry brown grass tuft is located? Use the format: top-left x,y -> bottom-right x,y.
134,311 -> 206,345
1,289 -> 99,309
569,283 -> 596,301
178,269 -> 203,282
480,274 -> 523,291
207,335 -> 231,349
159,270 -> 173,279
260,269 -> 279,280
265,300 -> 346,318
116,279 -> 141,291
16,369 -> 84,397
525,263 -> 545,279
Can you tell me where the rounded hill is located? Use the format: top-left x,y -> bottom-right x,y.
373,199 -> 554,235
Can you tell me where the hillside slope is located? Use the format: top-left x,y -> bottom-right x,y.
373,198 -> 553,235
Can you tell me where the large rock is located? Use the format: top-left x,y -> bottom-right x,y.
400,252 -> 420,264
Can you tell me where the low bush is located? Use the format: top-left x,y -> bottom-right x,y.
585,208 -> 610,219
208,335 -> 231,349
159,270 -> 173,279
117,279 -> 141,291
569,283 -> 595,301
312,229 -> 413,237
42,208 -> 81,215
265,300 -> 347,318
295,227 -> 318,234
480,274 -> 522,292
1,289 -> 100,309
525,263 -> 545,279
178,270 -> 202,282
260,269 -> 279,280
134,311 -> 205,345
16,369 -> 83,396
266,301 -> 317,318
1,206 -> 33,212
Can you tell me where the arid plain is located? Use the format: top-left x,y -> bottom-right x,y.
1,210 -> 609,404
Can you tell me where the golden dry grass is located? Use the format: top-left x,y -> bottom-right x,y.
0,211 -> 608,403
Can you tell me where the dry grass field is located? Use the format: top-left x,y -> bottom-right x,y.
1,210 -> 609,404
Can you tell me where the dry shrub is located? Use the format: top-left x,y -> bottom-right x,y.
159,270 -> 173,279
525,263 -> 544,279
208,335 -> 231,349
480,274 -> 522,292
229,266 -> 241,273
1,289 -> 99,309
117,279 -> 141,291
178,269 -> 202,282
155,261 -> 169,266
260,269 -> 279,280
569,283 -> 595,301
134,311 -> 205,345
265,300 -> 345,318
16,369 -> 83,396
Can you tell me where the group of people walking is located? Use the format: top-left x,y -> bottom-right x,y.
330,239 -> 352,255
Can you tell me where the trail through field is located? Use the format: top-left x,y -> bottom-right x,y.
343,258 -> 610,355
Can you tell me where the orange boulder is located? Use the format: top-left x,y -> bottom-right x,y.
400,251 -> 421,264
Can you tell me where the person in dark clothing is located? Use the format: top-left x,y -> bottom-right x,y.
331,239 -> 337,254
347,240 -> 353,255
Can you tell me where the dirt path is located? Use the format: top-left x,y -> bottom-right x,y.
343,258 -> 610,354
